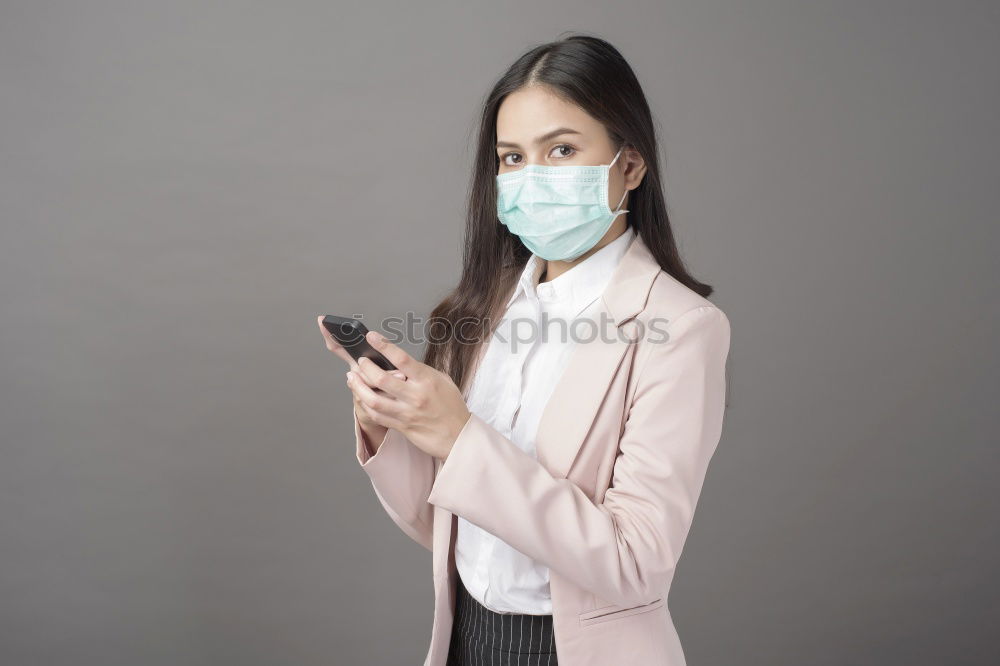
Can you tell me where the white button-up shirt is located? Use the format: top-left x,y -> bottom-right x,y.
456,227 -> 637,615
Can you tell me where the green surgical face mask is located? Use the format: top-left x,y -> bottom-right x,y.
495,144 -> 629,261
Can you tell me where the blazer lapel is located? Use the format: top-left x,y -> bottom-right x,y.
534,234 -> 663,479
441,234 -> 662,480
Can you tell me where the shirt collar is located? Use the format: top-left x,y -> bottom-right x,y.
506,227 -> 637,317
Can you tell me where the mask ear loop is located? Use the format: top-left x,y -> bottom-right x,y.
608,144 -> 625,167
609,143 -> 629,214
610,187 -> 629,215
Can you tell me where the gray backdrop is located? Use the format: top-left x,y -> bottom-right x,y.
2,2 -> 997,664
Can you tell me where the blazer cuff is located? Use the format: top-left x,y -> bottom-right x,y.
354,411 -> 392,467
427,411 -> 492,509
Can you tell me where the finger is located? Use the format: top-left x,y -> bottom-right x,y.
348,380 -> 377,419
347,373 -> 406,430
365,330 -> 422,376
353,357 -> 406,386
347,371 -> 406,420
356,356 -> 417,400
354,397 -> 395,430
350,360 -> 380,389
352,394 -> 385,426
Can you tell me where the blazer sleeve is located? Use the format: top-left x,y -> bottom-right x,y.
426,305 -> 731,607
355,412 -> 436,551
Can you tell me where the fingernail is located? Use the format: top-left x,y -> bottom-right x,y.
368,331 -> 384,345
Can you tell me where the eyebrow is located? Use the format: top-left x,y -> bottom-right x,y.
496,127 -> 582,149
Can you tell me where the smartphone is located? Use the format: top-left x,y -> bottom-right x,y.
321,315 -> 398,371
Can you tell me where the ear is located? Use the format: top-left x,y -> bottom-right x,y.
622,146 -> 647,191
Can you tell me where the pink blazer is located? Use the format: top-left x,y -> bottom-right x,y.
354,233 -> 731,665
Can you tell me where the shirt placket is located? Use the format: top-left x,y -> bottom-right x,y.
480,290 -> 542,608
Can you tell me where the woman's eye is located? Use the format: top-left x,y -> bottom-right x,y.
550,144 -> 576,159
499,145 -> 576,167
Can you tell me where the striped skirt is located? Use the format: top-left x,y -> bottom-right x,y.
447,576 -> 558,666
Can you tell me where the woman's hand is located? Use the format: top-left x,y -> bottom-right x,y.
316,316 -> 404,437
346,372 -> 388,436
345,330 -> 472,460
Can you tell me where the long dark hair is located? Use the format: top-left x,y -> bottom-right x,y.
424,33 -> 714,392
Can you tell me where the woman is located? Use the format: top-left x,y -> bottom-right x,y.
318,34 -> 731,666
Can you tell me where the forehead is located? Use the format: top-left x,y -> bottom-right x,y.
495,85 -> 604,142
